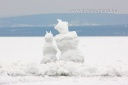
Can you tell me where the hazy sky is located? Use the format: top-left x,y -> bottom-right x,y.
0,0 -> 127,18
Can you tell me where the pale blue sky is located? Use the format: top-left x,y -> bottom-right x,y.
0,0 -> 127,18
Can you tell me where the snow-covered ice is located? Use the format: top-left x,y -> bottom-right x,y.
0,37 -> 128,85
0,76 -> 128,85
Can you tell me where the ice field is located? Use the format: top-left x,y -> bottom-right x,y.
0,37 -> 128,85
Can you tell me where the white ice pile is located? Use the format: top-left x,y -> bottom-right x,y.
41,31 -> 57,64
41,19 -> 84,63
54,19 -> 84,63
0,61 -> 128,77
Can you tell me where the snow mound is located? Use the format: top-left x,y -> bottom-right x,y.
0,61 -> 128,77
54,19 -> 84,63
41,31 -> 57,64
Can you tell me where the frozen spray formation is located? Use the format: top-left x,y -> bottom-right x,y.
54,19 -> 84,63
41,31 -> 57,64
41,19 -> 84,64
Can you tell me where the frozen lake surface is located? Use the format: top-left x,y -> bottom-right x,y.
0,37 -> 128,85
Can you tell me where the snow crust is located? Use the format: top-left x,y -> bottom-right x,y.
1,76 -> 128,85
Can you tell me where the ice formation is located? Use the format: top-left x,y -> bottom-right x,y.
0,61 -> 128,77
41,31 -> 57,64
54,19 -> 84,63
54,19 -> 69,34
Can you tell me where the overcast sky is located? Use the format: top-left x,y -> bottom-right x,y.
0,0 -> 127,18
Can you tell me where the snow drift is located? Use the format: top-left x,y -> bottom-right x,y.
0,61 -> 128,77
